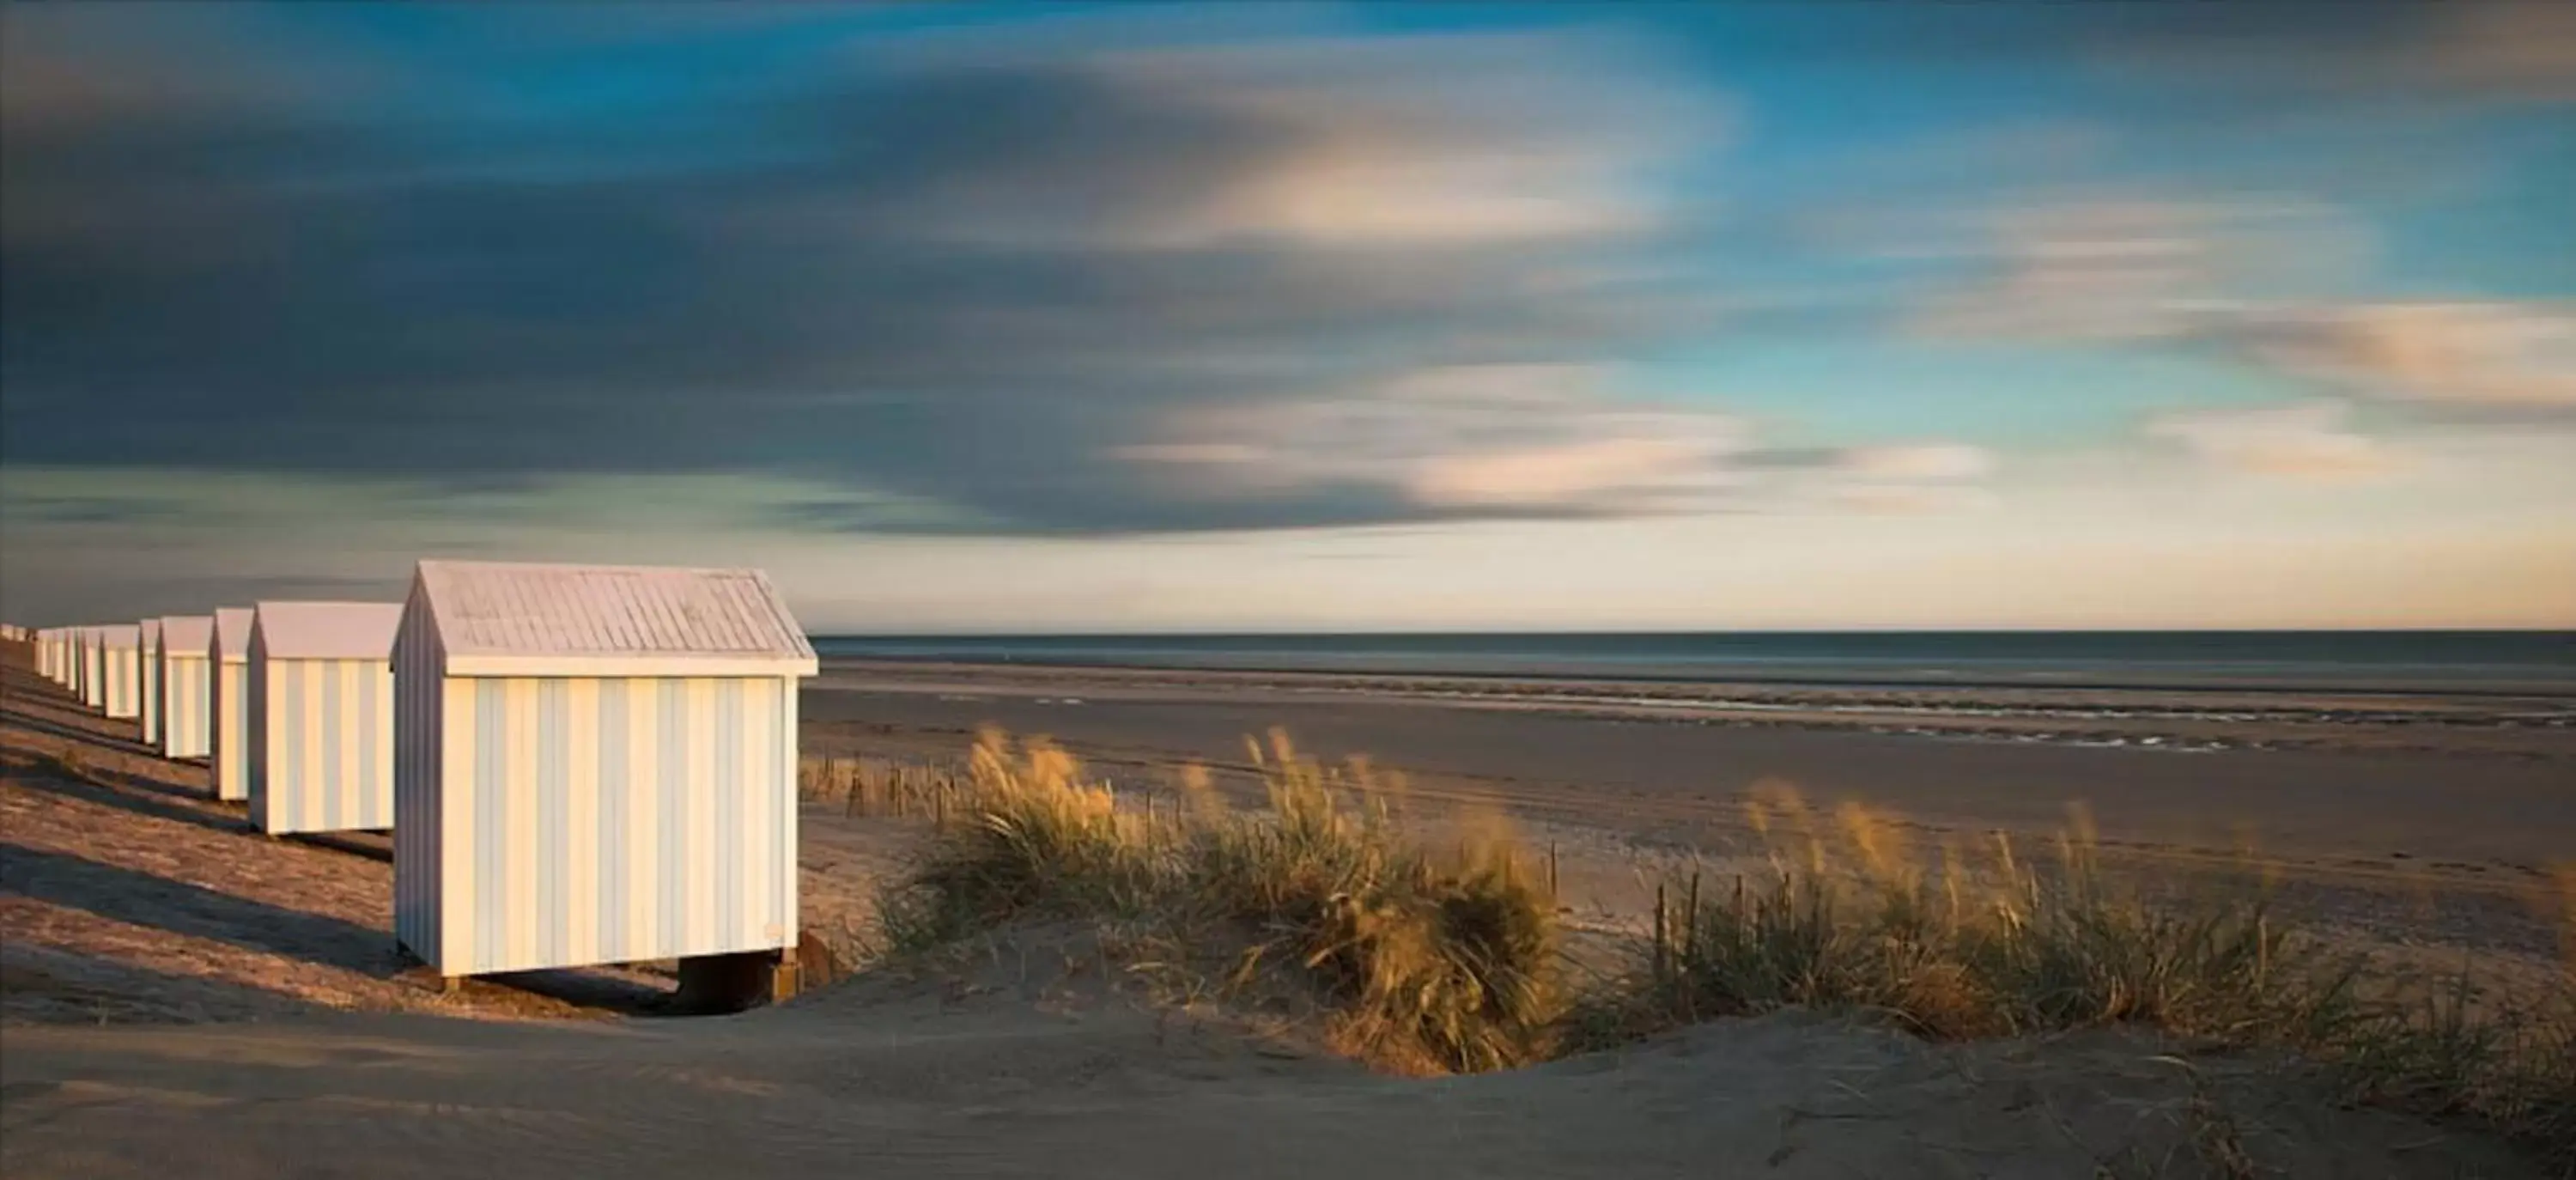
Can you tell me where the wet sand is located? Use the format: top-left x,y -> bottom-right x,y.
808,660 -> 2576,868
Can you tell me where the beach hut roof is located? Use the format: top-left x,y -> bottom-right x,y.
410,559 -> 816,677
160,616 -> 215,655
94,624 -> 142,648
252,602 -> 401,660
213,608 -> 255,661
142,619 -> 161,642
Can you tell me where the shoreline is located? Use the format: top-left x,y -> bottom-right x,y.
814,657 -> 2576,761
818,654 -> 2576,699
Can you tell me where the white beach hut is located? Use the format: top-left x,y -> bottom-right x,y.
207,607 -> 257,801
158,616 -> 216,760
79,627 -> 105,709
247,601 -> 400,836
94,625 -> 143,720
139,618 -> 164,746
392,560 -> 817,980
38,628 -> 60,684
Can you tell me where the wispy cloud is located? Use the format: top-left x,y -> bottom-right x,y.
2222,302 -> 2576,410
1906,196 -> 2371,344
1115,364 -> 1749,518
2143,400 -> 2398,480
1900,192 -> 2572,414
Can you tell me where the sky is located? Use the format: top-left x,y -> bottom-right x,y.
2,1 -> 2572,632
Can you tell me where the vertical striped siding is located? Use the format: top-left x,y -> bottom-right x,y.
252,657 -> 396,836
538,681 -> 568,969
656,681 -> 683,960
435,678 -> 477,970
160,655 -> 212,758
473,682 -> 503,970
716,681 -> 741,951
776,678 -> 797,949
247,657 -> 271,820
429,675 -> 795,976
141,635 -> 161,745
82,643 -> 102,709
101,645 -> 140,720
391,593 -> 445,966
210,662 -> 251,800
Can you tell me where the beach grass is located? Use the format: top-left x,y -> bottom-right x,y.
1578,784 -> 2576,1169
873,729 -> 2574,1164
876,727 -> 1559,1074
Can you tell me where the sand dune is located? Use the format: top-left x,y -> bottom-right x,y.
3,940 -> 2547,1180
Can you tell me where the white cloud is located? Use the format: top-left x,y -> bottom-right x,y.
2227,301 -> 2576,408
1835,442 -> 1995,483
1116,368 -> 2011,520
1116,363 -> 1749,514
1901,192 -> 2573,411
2144,400 -> 2398,479
1908,196 -> 2372,344
1406,436 -> 1734,511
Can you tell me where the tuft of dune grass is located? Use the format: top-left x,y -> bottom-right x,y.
1578,786 -> 2576,1170
878,727 -> 1558,1074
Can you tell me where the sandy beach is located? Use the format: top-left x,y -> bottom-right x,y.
4,643 -> 2569,1178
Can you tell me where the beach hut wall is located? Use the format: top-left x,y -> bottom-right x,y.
247,602 -> 400,836
139,619 -> 164,746
207,607 -> 258,801
94,625 -> 143,720
80,627 -> 106,709
158,616 -> 216,760
392,559 -> 817,978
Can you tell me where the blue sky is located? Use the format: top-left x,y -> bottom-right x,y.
3,2 -> 2570,630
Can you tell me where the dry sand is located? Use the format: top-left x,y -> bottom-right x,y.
1,929 -> 2549,1179
2,643 -> 2562,1177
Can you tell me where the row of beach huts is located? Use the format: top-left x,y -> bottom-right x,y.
12,560 -> 819,991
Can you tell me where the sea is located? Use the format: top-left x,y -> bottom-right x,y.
812,631 -> 2576,696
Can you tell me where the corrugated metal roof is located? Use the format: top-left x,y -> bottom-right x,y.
160,616 -> 215,655
94,624 -> 142,648
213,608 -> 255,660
415,560 -> 813,666
253,601 -> 401,660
